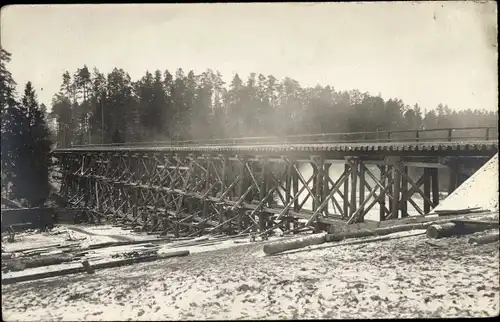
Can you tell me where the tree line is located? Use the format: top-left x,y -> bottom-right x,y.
1,48 -> 498,206
50,66 -> 498,147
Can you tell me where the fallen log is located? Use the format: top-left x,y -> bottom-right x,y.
426,222 -> 497,239
3,254 -> 75,271
263,233 -> 327,256
326,224 -> 425,242
426,223 -> 460,239
2,252 -> 14,259
5,243 -> 64,254
330,211 -> 498,234
468,233 -> 500,245
1,250 -> 190,285
274,230 -> 427,257
433,207 -> 484,216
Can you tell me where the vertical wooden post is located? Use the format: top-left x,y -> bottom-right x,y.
285,158 -> 292,231
323,162 -> 331,216
201,155 -> 211,236
259,157 -> 268,233
386,164 -> 393,215
312,162 -> 318,212
401,165 -> 408,218
237,156 -> 246,233
423,168 -> 431,214
389,157 -> 401,220
357,161 -> 365,222
379,165 -> 386,221
349,158 -> 358,218
131,187 -> 138,220
343,162 -> 350,219
313,156 -> 323,232
292,160 -> 299,212
431,168 -> 440,208
219,155 -> 227,233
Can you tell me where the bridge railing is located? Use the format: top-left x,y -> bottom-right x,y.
66,126 -> 498,149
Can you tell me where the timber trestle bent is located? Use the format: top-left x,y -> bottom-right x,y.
53,128 -> 498,237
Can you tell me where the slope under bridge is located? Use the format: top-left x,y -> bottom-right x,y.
53,126 -> 498,237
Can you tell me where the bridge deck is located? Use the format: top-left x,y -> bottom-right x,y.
54,140 -> 498,154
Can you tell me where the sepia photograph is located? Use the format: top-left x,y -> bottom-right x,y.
1,2 -> 498,320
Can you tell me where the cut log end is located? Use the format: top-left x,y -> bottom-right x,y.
82,260 -> 95,274
426,223 -> 457,239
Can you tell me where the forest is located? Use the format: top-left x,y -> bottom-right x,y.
50,65 -> 498,147
1,49 -> 52,206
1,47 -> 498,206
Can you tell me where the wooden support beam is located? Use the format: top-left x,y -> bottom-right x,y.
343,163 -> 349,219
386,164 -> 393,215
323,162 -> 331,216
285,159 -> 292,231
358,161 -> 365,222
423,168 -> 431,214
431,168 -> 439,208
349,158 -> 358,218
379,165 -> 386,221
401,166 -> 408,218
389,157 -> 401,220
292,160 -> 299,212
259,157 -> 268,233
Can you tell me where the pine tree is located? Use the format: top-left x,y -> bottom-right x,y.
1,48 -> 20,196
11,82 -> 52,206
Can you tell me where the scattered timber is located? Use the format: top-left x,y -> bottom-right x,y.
326,224 -> 427,242
273,230 -> 427,257
433,207 -> 488,216
426,221 -> 498,239
263,233 -> 327,256
264,212 -> 498,255
468,232 -> 500,245
330,211 -> 498,234
1,250 -> 190,285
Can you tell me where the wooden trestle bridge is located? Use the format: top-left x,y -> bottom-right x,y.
53,127 -> 498,237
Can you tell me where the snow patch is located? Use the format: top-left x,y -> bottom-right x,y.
432,154 -> 499,212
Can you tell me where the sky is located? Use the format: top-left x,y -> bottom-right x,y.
1,2 -> 498,112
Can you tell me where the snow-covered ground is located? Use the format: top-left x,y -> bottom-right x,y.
432,154 -> 499,213
2,229 -> 498,320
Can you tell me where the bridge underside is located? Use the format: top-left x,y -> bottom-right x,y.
54,141 -> 498,237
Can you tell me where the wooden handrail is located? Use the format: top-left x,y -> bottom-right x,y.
65,126 -> 498,149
